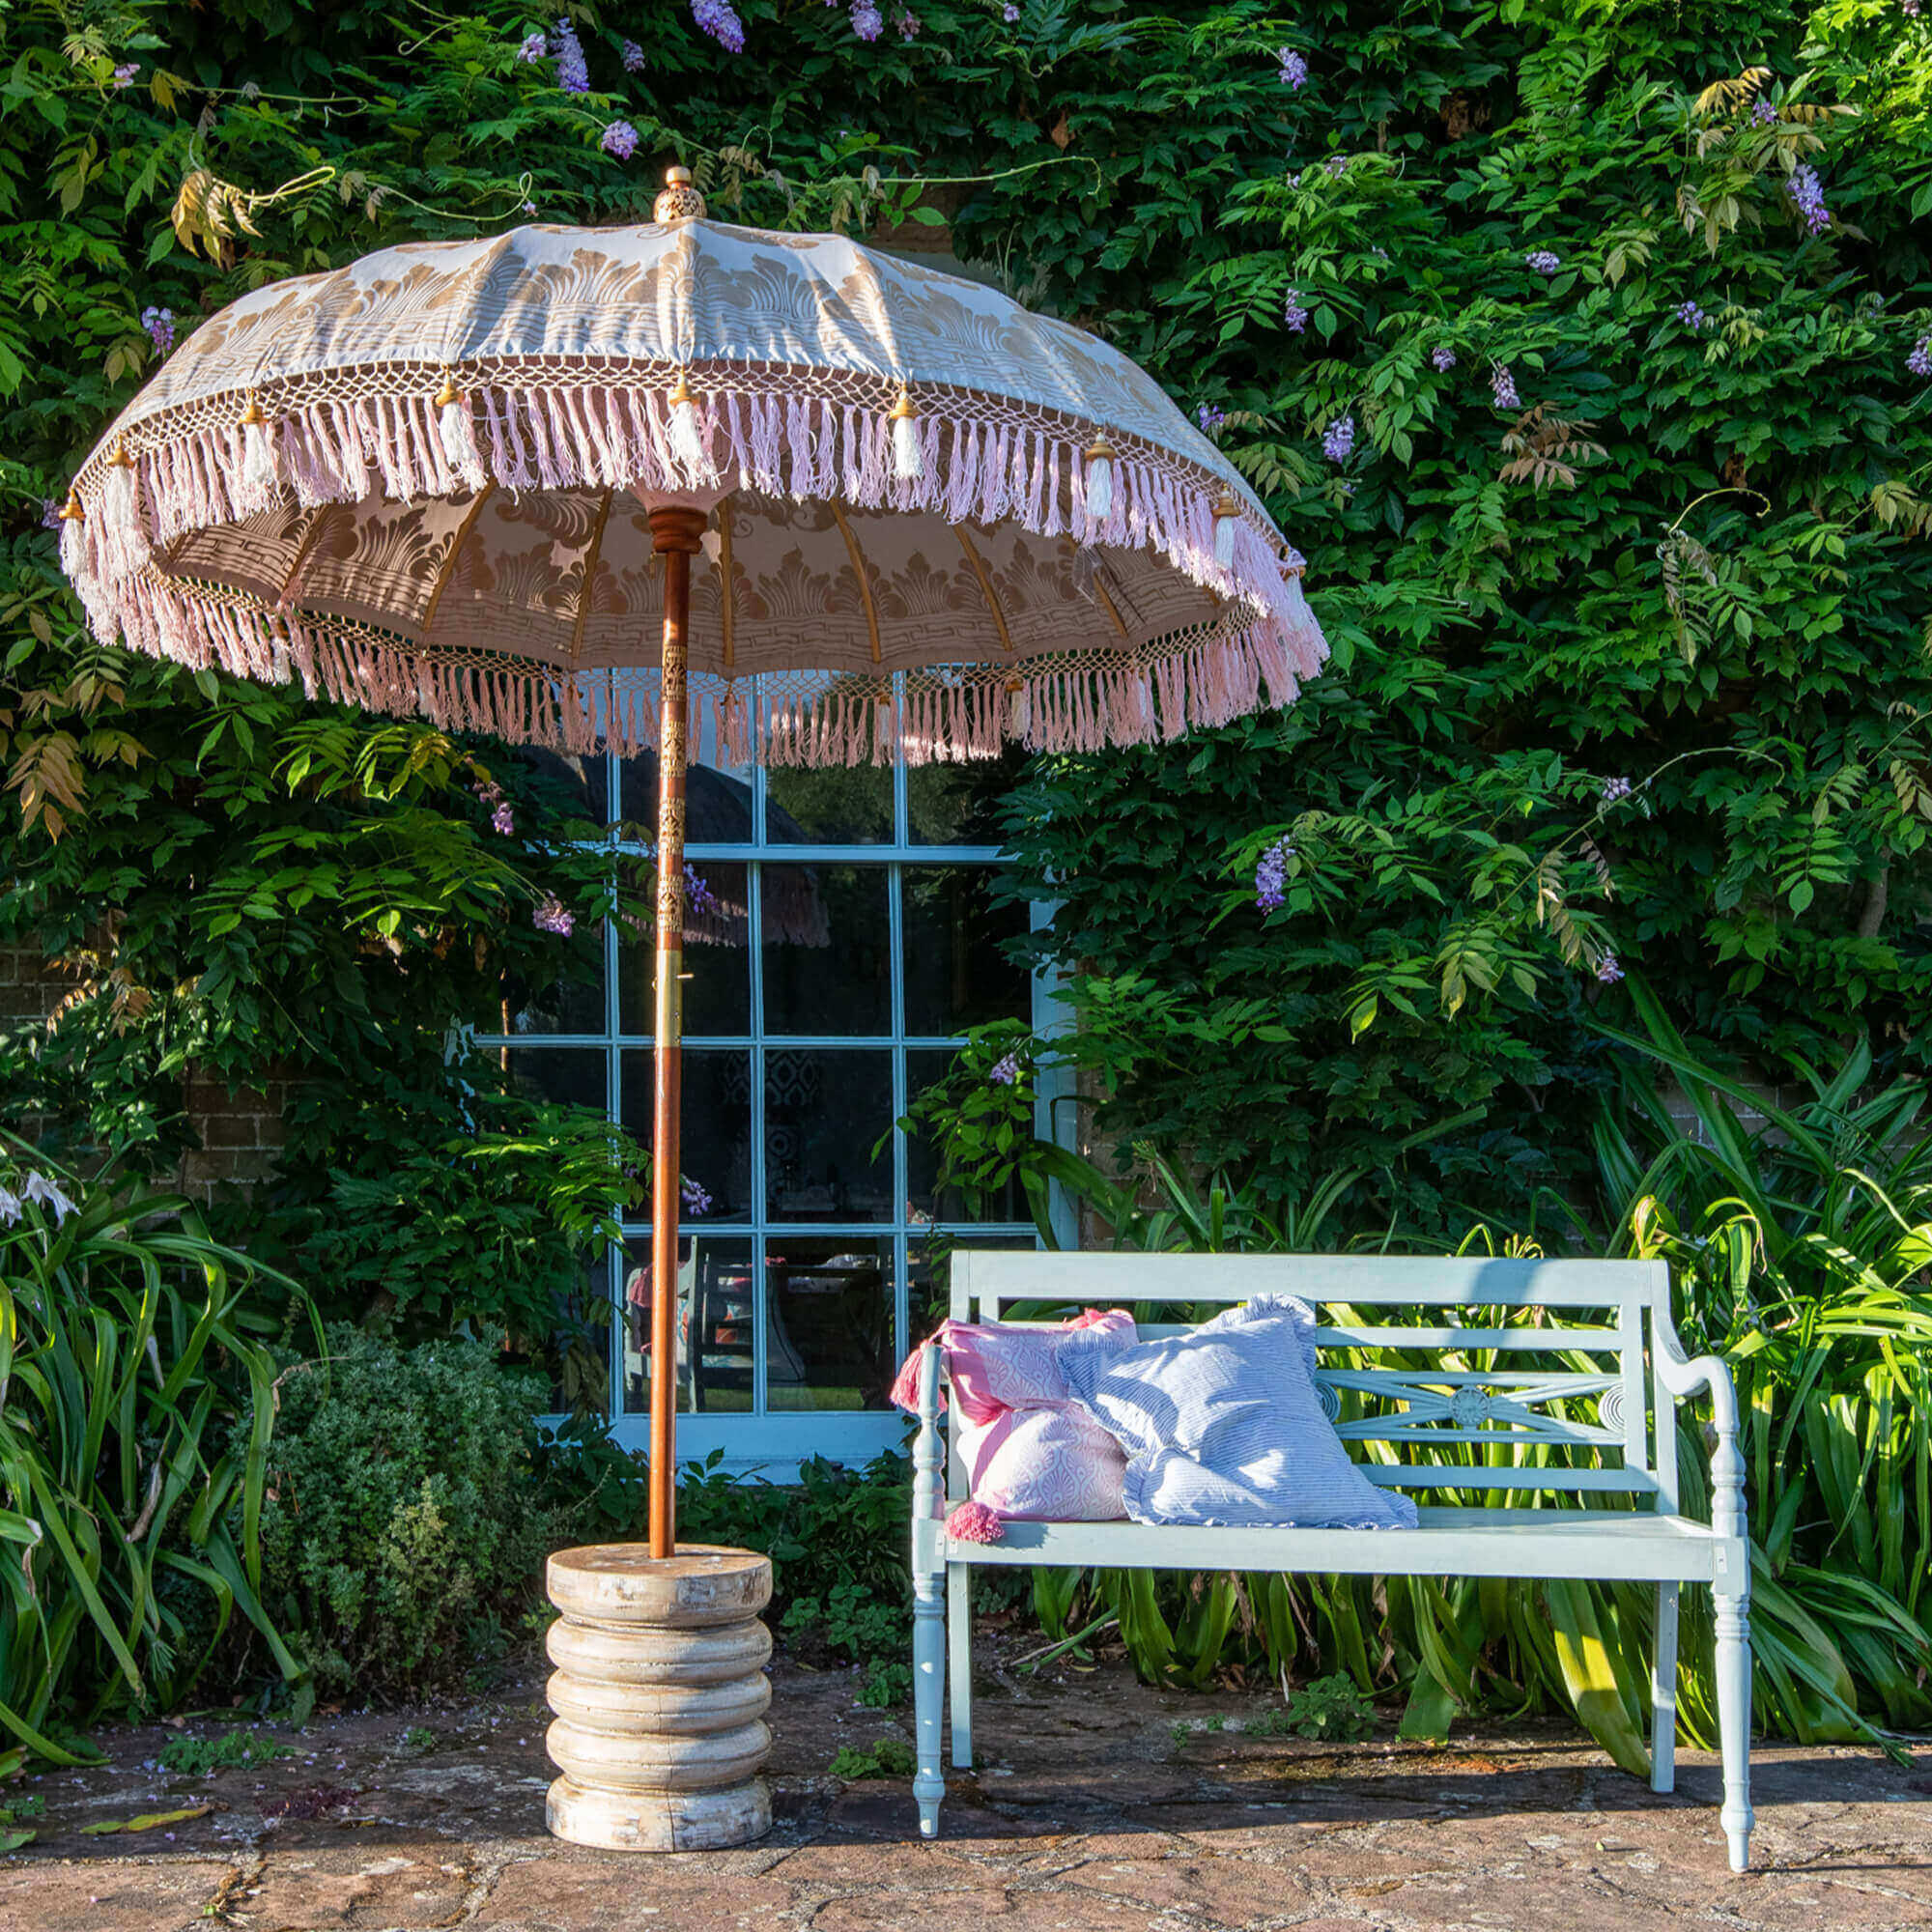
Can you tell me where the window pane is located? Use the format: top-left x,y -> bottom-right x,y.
618,863 -> 751,1037
905,1048 -> 1024,1224
499,1045 -> 607,1115
621,1048 -> 753,1224
901,867 -> 1030,1037
478,961 -> 606,1038
907,742 -> 1027,846
767,765 -> 893,844
766,1236 -> 895,1411
765,1049 -> 893,1221
761,866 -> 890,1036
620,1235 -> 754,1415
513,746 -> 611,827
907,1234 -> 1037,1332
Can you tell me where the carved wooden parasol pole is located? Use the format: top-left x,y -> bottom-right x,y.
647,506 -> 706,1558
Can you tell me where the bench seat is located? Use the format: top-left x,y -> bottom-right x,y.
907,1250 -> 1755,1872
940,1508 -> 1747,1587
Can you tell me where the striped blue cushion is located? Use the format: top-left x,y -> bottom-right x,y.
1061,1295 -> 1418,1530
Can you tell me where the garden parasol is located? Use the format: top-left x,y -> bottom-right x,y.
57,166 -> 1329,1562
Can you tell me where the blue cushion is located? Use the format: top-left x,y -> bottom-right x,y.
1061,1295 -> 1418,1530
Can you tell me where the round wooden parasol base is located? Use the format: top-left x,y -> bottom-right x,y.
544,1544 -> 775,1852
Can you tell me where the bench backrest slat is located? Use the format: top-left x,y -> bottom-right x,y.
950,1250 -> 1664,1503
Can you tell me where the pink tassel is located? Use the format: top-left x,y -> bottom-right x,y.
946,1501 -> 1004,1545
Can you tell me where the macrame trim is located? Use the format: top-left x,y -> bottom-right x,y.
65,360 -> 1328,762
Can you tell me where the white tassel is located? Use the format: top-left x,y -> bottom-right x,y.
1214,492 -> 1238,569
436,375 -> 490,492
668,371 -> 712,482
889,387 -> 923,480
1085,435 -> 1115,527
236,399 -> 279,510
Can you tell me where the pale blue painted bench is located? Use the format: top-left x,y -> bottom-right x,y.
908,1252 -> 1754,1869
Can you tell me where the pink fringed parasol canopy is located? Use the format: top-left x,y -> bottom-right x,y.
60,182 -> 1325,764
57,168 -> 1334,1564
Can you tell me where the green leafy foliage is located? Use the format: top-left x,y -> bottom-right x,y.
827,1735 -> 914,1780
0,1136 -> 308,1757
254,1326 -> 563,1701
156,1725 -> 295,1776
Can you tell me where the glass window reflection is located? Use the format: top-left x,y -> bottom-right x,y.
765,1237 -> 895,1411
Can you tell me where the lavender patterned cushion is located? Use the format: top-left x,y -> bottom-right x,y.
1061,1295 -> 1418,1530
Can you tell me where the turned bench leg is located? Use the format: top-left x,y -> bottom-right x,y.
1715,1578 -> 1754,1872
1650,1581 -> 1678,1794
949,1564 -> 974,1770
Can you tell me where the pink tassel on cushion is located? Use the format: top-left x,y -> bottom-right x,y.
946,1500 -> 1004,1545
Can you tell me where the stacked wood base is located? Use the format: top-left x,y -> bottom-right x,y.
545,1544 -> 774,1852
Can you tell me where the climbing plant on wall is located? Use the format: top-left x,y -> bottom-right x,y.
2,0 -> 1929,1236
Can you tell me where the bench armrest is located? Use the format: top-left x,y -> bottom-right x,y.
1651,1301 -> 1748,1543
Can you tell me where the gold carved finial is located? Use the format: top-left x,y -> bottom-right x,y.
653,165 -> 707,223
58,488 -> 84,522
105,438 -> 136,469
435,369 -> 463,410
238,394 -> 268,429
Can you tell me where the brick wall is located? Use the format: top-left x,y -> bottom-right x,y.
1,940 -> 289,1204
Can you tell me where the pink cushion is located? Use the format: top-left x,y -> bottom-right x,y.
955,1406 -> 1128,1520
892,1309 -> 1136,1522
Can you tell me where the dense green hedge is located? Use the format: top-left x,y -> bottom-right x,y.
6,1 -> 1930,1233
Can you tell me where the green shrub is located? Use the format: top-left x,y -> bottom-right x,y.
257,1326 -> 556,1700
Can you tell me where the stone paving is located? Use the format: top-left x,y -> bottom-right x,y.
2,1649 -> 1927,1932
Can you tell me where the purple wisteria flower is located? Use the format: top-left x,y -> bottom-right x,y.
141,305 -> 175,355
1197,402 -> 1228,434
1255,837 -> 1295,912
534,895 -> 576,937
41,498 -> 60,529
680,1177 -> 713,1215
111,63 -> 139,88
1277,47 -> 1309,89
692,0 -> 746,50
552,17 -> 589,93
1003,2 -> 1019,16
1321,413 -> 1355,463
1676,299 -> 1708,331
684,863 -> 720,915
1596,954 -> 1625,985
600,119 -> 639,158
1786,165 -> 1830,236
988,1052 -> 1021,1086
895,7 -> 920,38
515,30 -> 547,61
1491,364 -> 1520,410
1524,248 -> 1561,277
1601,776 -> 1634,803
851,1 -> 884,39
1431,346 -> 1456,371
523,200 -> 539,215
1750,98 -> 1777,125
1283,288 -> 1308,332
1323,155 -> 1347,178
621,37 -> 645,70
491,803 -> 516,836
1906,0 -> 1922,15
1908,334 -> 1932,379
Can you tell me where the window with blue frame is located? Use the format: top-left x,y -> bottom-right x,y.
473,686 -> 1045,1470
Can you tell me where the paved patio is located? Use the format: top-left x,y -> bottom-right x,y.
2,1650 -> 1927,1932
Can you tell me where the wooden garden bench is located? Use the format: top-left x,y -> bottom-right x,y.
909,1252 -> 1754,1870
